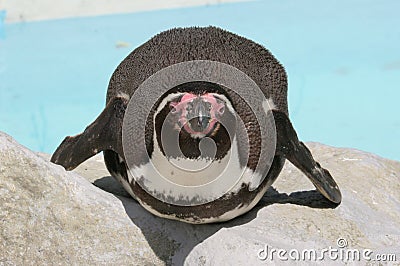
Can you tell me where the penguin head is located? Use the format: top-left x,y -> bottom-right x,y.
153,82 -> 236,160
168,92 -> 226,138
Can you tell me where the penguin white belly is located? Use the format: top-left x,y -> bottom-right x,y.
122,168 -> 265,224
120,136 -> 266,223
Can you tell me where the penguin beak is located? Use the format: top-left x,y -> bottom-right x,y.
188,100 -> 211,133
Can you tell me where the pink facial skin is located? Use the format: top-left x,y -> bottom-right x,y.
170,93 -> 225,136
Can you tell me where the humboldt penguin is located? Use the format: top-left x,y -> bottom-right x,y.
51,26 -> 342,224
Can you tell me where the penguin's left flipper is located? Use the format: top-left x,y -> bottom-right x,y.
273,110 -> 342,204
50,96 -> 128,171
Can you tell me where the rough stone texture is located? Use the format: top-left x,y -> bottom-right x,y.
1,131 -> 399,265
0,133 -> 165,265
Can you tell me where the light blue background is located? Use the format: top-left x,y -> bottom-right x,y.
0,0 -> 399,160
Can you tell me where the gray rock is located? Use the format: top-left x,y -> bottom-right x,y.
1,131 -> 399,265
0,133 -> 165,265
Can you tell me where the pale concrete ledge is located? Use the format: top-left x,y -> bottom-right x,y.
0,0 -> 246,23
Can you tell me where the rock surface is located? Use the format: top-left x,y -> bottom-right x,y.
1,131 -> 399,265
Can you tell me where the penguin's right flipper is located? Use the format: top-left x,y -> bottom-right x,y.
273,110 -> 342,204
50,96 -> 128,171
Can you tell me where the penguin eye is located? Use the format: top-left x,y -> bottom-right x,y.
217,106 -> 225,115
169,102 -> 179,113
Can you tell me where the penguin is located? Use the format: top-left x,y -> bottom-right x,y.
51,26 -> 341,224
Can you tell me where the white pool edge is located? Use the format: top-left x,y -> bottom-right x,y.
0,0 -> 249,23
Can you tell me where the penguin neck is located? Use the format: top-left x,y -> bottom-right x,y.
150,132 -> 238,186
154,119 -> 232,161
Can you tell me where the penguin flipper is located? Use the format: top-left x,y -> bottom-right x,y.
51,96 -> 128,171
273,110 -> 342,204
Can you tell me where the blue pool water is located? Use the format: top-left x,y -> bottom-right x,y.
1,0 -> 399,160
